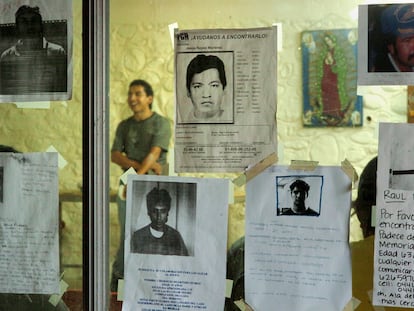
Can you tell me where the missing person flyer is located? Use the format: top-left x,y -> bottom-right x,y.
245,165 -> 352,311
373,123 -> 414,308
122,174 -> 229,311
174,26 -> 277,173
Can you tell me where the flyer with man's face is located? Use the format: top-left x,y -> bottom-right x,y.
174,26 -> 277,173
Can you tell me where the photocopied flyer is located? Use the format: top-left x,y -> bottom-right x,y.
0,152 -> 59,294
245,165 -> 352,311
174,26 -> 277,172
122,175 -> 229,311
373,123 -> 414,308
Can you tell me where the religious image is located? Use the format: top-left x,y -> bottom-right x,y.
302,29 -> 363,127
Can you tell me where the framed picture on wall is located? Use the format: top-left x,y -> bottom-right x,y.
302,29 -> 363,127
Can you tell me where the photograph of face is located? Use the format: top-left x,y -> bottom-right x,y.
276,175 -> 323,216
176,52 -> 234,124
368,3 -> 414,73
0,2 -> 69,97
129,180 -> 197,256
188,66 -> 225,119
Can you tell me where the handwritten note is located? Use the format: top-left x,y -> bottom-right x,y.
0,153 -> 59,294
374,123 -> 414,308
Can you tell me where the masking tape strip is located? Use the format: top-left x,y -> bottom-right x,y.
225,279 -> 233,298
289,160 -> 319,171
232,152 -> 277,187
342,297 -> 361,311
341,158 -> 358,185
234,299 -> 254,311
48,279 -> 69,307
246,152 -> 278,182
117,279 -> 124,301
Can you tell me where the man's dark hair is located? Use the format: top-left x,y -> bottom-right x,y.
146,187 -> 171,211
186,54 -> 227,93
129,79 -> 154,109
15,5 -> 42,24
289,179 -> 310,195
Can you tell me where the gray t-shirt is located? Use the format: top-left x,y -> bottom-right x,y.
111,112 -> 171,166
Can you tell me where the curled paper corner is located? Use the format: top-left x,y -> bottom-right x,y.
289,160 -> 319,171
120,167 -> 137,185
341,158 -> 359,187
46,145 -> 67,169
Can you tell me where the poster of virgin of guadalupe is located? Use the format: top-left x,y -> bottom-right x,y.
302,29 -> 363,127
0,0 -> 72,102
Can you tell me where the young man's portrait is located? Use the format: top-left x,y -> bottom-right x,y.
176,52 -> 234,124
129,181 -> 196,256
276,176 -> 323,216
0,1 -> 70,97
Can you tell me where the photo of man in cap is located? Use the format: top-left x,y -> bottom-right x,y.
369,3 -> 414,72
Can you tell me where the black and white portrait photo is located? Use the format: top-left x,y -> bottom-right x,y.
0,0 -> 72,101
129,180 -> 196,256
276,176 -> 323,216
176,52 -> 234,124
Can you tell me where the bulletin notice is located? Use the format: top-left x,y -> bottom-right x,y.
0,152 -> 59,294
174,27 -> 277,173
373,123 -> 414,308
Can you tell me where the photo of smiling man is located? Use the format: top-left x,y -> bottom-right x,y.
176,53 -> 234,124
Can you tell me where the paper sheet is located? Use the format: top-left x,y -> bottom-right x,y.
373,123 -> 414,308
0,0 -> 73,102
245,165 -> 352,311
0,152 -> 59,294
174,26 -> 277,172
122,175 -> 229,311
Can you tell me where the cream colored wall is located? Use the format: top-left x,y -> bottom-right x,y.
110,0 -> 407,246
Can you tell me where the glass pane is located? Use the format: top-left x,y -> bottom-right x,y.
109,0 -> 403,310
0,0 -> 83,309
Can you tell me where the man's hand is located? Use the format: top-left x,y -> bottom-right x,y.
151,162 -> 162,175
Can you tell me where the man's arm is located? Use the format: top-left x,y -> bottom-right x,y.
111,150 -> 141,171
136,146 -> 162,175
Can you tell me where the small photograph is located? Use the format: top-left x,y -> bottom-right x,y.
129,180 -> 196,256
276,176 -> 323,216
176,52 -> 234,124
0,1 -> 69,98
368,3 -> 414,73
302,29 -> 362,127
